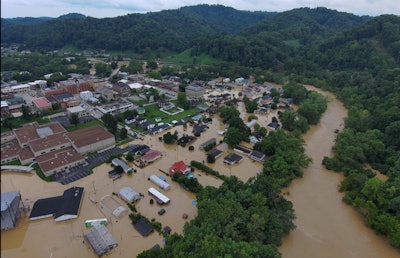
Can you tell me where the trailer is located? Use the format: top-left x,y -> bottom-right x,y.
148,187 -> 170,205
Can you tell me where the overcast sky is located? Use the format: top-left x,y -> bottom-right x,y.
1,0 -> 399,18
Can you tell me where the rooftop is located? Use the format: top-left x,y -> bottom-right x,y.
67,125 -> 114,148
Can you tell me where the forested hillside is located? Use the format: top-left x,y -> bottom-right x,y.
2,4 -> 399,254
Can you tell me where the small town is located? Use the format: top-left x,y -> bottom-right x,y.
2,3 -> 399,258
1,52 -> 294,257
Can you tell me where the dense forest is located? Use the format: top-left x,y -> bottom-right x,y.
2,4 -> 400,255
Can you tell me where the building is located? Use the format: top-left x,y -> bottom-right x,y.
249,150 -> 266,163
66,105 -> 89,118
59,79 -> 92,94
111,158 -> 132,174
85,224 -> 118,257
1,101 -> 10,117
112,82 -> 131,97
96,86 -> 117,102
29,187 -> 84,222
199,138 -> 217,150
50,92 -> 78,109
1,122 -> 115,176
36,147 -> 86,177
140,150 -> 162,163
149,175 -> 171,191
223,153 -> 243,165
128,82 -> 144,92
67,125 -> 115,155
169,161 -> 190,175
79,90 -> 94,101
185,85 -> 205,98
119,187 -> 141,203
1,190 -> 24,231
32,97 -> 52,112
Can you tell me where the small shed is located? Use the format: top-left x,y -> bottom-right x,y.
85,224 -> 118,257
119,187 -> 141,203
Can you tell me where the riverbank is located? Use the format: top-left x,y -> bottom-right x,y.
279,85 -> 400,258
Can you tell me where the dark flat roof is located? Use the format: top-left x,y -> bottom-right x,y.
224,153 -> 243,163
134,218 -> 154,237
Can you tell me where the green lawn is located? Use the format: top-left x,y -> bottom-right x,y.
143,103 -> 199,123
65,119 -> 105,132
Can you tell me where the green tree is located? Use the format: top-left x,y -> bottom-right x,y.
120,128 -> 128,139
224,127 -> 243,147
69,113 -> 79,127
21,105 -> 30,120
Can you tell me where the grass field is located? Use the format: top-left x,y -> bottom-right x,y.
143,103 -> 199,123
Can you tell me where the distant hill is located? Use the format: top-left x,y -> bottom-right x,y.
57,13 -> 87,20
178,4 -> 275,33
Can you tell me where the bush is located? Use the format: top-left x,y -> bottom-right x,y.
188,146 -> 194,151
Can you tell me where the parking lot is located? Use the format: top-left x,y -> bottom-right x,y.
54,144 -> 149,185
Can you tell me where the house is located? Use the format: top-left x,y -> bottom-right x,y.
250,151 -> 266,163
140,150 -> 162,163
223,153 -> 243,165
207,148 -> 223,160
192,124 -> 207,135
29,187 -> 84,222
234,145 -> 252,156
85,224 -> 118,257
177,135 -> 196,146
119,187 -> 141,203
169,161 -> 190,175
267,122 -> 280,130
199,138 -> 216,150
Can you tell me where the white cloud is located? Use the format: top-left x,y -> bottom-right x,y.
1,0 -> 399,18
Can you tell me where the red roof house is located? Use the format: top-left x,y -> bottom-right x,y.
169,161 -> 190,175
140,150 -> 162,163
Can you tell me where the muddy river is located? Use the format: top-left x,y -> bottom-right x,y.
1,86 -> 399,257
279,85 -> 400,258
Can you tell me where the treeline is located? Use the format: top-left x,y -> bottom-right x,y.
1,53 -> 91,83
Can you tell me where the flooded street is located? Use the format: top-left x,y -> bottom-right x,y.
279,85 -> 400,258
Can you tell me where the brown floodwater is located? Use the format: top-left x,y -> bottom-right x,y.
279,85 -> 400,258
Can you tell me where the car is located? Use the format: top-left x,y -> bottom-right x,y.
158,209 -> 166,215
